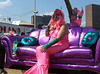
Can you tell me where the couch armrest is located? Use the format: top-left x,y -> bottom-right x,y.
95,38 -> 100,64
1,35 -> 29,48
1,35 -> 29,58
1,35 -> 28,45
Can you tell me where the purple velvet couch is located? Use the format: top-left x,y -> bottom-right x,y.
1,27 -> 100,74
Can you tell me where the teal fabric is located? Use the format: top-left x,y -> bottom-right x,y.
13,41 -> 18,56
82,32 -> 99,48
45,25 -> 50,36
46,25 -> 49,33
43,38 -> 59,49
20,37 -> 38,46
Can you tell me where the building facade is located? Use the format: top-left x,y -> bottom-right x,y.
86,4 -> 100,29
31,15 -> 51,29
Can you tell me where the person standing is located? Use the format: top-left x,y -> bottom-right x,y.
0,38 -> 8,74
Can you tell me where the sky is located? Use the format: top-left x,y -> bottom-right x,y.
0,0 -> 100,27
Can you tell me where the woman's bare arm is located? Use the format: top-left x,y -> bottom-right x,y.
57,24 -> 69,40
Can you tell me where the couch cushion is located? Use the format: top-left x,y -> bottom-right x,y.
20,37 -> 38,46
38,28 -> 50,45
50,58 -> 95,65
17,46 -> 93,59
16,46 -> 93,63
68,27 -> 82,46
16,56 -> 37,61
51,46 -> 93,59
79,27 -> 99,46
17,46 -> 37,56
82,32 -> 99,48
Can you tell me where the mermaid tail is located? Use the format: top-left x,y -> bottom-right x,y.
24,46 -> 49,74
24,44 -> 69,74
24,64 -> 48,74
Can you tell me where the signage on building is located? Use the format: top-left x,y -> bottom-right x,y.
0,22 -> 31,36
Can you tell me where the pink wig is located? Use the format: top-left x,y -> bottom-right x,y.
49,9 -> 65,29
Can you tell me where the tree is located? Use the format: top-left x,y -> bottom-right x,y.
64,0 -> 72,22
64,0 -> 84,27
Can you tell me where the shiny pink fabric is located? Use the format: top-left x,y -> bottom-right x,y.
24,47 -> 49,74
24,34 -> 69,74
24,43 -> 69,74
24,9 -> 69,74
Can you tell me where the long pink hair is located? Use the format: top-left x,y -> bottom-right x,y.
49,9 -> 65,30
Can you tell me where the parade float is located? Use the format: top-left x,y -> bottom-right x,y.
1,25 -> 100,73
1,0 -> 100,73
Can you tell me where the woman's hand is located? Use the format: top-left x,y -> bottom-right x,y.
41,46 -> 47,53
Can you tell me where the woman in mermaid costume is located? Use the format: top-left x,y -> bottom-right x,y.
24,9 -> 69,74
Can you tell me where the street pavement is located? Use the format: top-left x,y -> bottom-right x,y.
5,68 -> 56,74
3,68 -> 97,74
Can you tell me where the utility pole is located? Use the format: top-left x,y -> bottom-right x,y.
34,0 -> 38,29
34,0 -> 36,29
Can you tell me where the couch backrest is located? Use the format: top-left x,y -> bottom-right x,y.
29,27 -> 99,46
68,27 -> 83,46
79,27 -> 99,46
29,29 -> 40,39
38,28 -> 50,45
29,29 -> 50,45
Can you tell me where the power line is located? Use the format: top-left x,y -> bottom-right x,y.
11,10 -> 34,19
0,9 -> 34,20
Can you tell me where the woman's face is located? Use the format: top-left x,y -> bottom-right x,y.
53,15 -> 59,22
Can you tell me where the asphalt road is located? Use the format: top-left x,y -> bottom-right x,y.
4,68 -> 97,74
